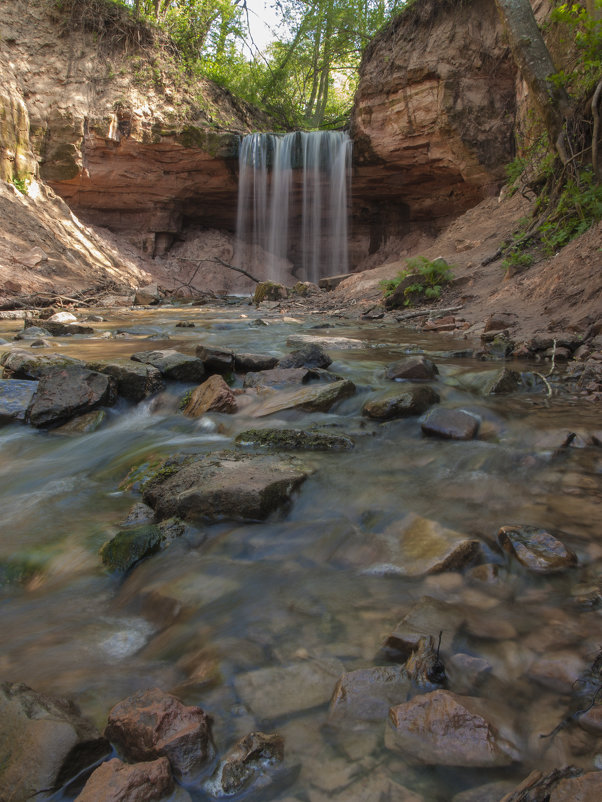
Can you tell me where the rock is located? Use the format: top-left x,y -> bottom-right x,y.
76,756 -> 174,802
196,346 -> 235,374
385,356 -> 438,381
27,365 -> 115,427
484,313 -> 517,333
104,688 -> 214,778
0,682 -> 110,799
329,666 -> 412,722
527,651 -> 586,693
53,409 -> 107,435
421,407 -> 480,440
253,281 -> 288,303
183,375 -> 237,416
278,344 -> 332,370
175,320 -> 195,328
1,349 -> 85,379
202,731 -> 286,798
381,597 -> 465,661
308,772 -> 424,802
234,353 -> 279,372
252,379 -> 356,417
100,522 -> 184,573
578,705 -> 602,735
386,690 -> 520,766
14,325 -> 52,340
404,635 -> 446,689
244,367 -> 312,388
362,386 -> 439,420
291,281 -> 320,297
452,780 -> 516,802
286,333 -> 365,350
134,283 -> 161,305
23,319 -> 95,336
0,378 -> 38,423
131,350 -> 205,382
88,359 -> 165,402
142,452 -> 310,522
48,311 -> 78,323
499,767 -> 601,802
339,514 -> 480,577
30,338 -> 52,348
122,502 -> 156,527
498,525 -> 578,574
234,659 -> 343,720
235,428 -> 354,451
448,653 -> 492,693
457,368 -> 522,396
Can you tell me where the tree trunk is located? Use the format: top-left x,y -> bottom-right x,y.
495,0 -> 571,153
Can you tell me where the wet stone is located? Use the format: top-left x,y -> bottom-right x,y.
308,772 -> 424,802
381,597 -> 465,661
252,379 -> 355,417
76,756 -> 174,802
421,407 -> 480,440
24,319 -> 95,336
87,359 -> 165,402
235,353 -> 279,372
244,367 -> 311,388
234,659 -> 343,720
131,350 -> 205,382
0,349 -> 85,379
27,365 -> 115,428
385,355 -> 438,381
99,523 -> 174,573
386,689 -> 520,767
235,428 -> 354,451
452,780 -> 516,802
329,666 -> 412,723
362,385 -> 439,420
448,653 -> 492,693
498,525 -> 578,574
183,374 -> 237,416
278,344 -> 332,370
202,731 -> 287,799
104,687 -> 214,779
0,378 -> 38,423
53,409 -> 107,435
14,325 -> 51,340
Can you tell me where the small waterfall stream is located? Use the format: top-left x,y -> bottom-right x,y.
235,131 -> 351,284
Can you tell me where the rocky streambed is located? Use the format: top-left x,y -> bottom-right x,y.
0,297 -> 601,801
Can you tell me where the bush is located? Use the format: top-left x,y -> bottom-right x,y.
380,256 -> 454,307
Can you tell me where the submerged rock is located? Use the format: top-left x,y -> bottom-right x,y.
252,379 -> 355,417
286,333 -> 365,350
385,355 -> 438,381
76,756 -> 174,802
386,690 -> 520,766
0,682 -> 110,800
421,407 -> 480,440
142,452 -> 310,522
202,731 -> 286,799
131,350 -> 205,382
88,359 -> 165,402
99,522 -> 184,573
381,597 -> 465,661
278,343 -> 332,369
235,428 -> 354,451
53,409 -> 107,435
362,386 -> 439,420
183,374 -> 237,416
329,666 -> 412,722
500,767 -> 602,801
104,688 -> 214,779
0,378 -> 38,423
27,365 -> 115,427
498,524 -> 578,574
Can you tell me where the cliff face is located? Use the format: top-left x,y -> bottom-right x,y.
350,0 -> 517,234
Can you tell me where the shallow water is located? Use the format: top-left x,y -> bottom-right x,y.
1,304 -> 601,801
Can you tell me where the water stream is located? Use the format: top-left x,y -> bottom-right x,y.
1,305 -> 601,800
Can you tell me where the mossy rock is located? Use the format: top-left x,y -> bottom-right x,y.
99,524 -> 164,573
235,428 -> 354,452
253,282 -> 288,304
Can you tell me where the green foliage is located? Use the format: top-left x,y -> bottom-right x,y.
380,256 -> 454,306
501,249 -> 535,273
550,1 -> 602,97
539,168 -> 602,253
10,176 -> 30,194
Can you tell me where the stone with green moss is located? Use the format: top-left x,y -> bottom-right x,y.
235,428 -> 354,451
253,282 -> 288,305
99,523 -> 165,573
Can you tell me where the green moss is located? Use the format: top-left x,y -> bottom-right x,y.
99,523 -> 164,572
235,428 -> 354,452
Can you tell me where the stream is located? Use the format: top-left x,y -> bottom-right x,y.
1,301 -> 601,801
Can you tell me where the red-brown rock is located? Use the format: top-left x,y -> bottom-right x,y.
104,687 -> 214,778
76,757 -> 174,802
183,374 -> 237,416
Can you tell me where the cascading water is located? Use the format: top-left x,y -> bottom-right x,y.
235,131 -> 351,285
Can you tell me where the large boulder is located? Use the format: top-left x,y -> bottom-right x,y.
421,407 -> 480,440
385,355 -> 438,381
76,756 -> 174,802
1,349 -> 85,379
142,452 -> 310,522
23,319 -> 95,336
0,378 -> 38,423
0,682 -> 110,800
27,365 -> 116,427
131,350 -> 205,382
87,359 -> 165,402
104,688 -> 214,779
234,353 -> 279,373
196,345 -> 235,375
386,690 -> 520,766
182,374 -> 237,416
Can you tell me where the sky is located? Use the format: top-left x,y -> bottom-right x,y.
242,0 -> 281,53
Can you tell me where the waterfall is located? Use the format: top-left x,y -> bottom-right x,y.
235,131 -> 351,285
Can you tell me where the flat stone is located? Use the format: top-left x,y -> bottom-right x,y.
202,731 -> 285,798
385,356 -> 438,381
549,772 -> 602,802
27,365 -> 115,427
278,344 -> 332,369
104,688 -> 214,779
234,353 -> 279,372
252,379 -> 356,417
286,334 -> 365,350
381,597 -> 465,661
88,359 -> 165,402
131,350 -> 205,382
498,525 -> 578,574
1,349 -> 85,379
362,386 -> 439,420
196,345 -> 235,374
244,367 -> 311,388
23,319 -> 94,336
143,452 -> 310,522
340,514 -> 481,578
421,407 -> 480,440
235,428 -> 354,451
329,666 -> 412,722
14,325 -> 52,340
183,374 -> 237,416
234,659 -> 343,720
386,690 -> 520,766
0,682 -> 109,799
0,378 -> 38,423
76,756 -> 174,802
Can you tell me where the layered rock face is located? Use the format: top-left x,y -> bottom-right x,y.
350,0 -> 518,234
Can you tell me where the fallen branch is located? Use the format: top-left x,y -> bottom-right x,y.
182,257 -> 261,284
394,305 -> 463,321
591,77 -> 602,178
